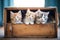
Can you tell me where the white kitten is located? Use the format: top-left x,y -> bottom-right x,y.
24,9 -> 36,24
40,11 -> 49,24
35,9 -> 49,24
10,10 -> 23,24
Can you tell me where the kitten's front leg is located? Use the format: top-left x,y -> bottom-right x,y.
30,19 -> 34,24
41,22 -> 46,24
41,20 -> 47,24
41,19 -> 48,24
24,18 -> 29,24
36,19 -> 41,24
30,22 -> 34,24
36,21 -> 40,24
19,21 -> 23,24
24,22 -> 29,24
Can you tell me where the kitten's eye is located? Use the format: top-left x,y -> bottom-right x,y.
44,17 -> 45,18
41,14 -> 43,16
32,16 -> 33,17
29,15 -> 30,16
17,16 -> 19,18
45,19 -> 47,20
27,16 -> 28,17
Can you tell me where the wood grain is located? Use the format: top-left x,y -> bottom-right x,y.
12,24 -> 55,37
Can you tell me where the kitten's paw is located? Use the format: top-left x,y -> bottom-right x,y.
30,22 -> 34,24
24,22 -> 29,24
16,21 -> 23,24
41,22 -> 46,24
36,22 -> 40,24
20,22 -> 23,23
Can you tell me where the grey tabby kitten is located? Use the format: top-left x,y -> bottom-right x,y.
35,9 -> 49,24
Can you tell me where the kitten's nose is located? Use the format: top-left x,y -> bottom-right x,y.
41,18 -> 44,21
15,14 -> 17,16
41,19 -> 43,21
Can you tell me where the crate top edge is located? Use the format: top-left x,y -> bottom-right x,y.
4,6 -> 57,10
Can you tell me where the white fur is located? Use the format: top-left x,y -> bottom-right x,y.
24,9 -> 36,24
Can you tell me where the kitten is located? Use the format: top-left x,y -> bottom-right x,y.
35,9 -> 49,24
10,11 -> 22,24
24,9 -> 36,24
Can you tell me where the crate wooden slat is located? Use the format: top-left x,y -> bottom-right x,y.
12,23 -> 56,37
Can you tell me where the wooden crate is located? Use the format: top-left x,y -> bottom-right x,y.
4,7 -> 58,38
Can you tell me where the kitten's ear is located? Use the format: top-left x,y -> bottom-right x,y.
38,9 -> 40,11
18,10 -> 21,14
26,9 -> 30,15
47,12 -> 49,15
35,9 -> 41,13
35,9 -> 39,13
38,9 -> 42,12
35,9 -> 41,15
45,12 -> 49,16
27,9 -> 30,12
10,11 -> 14,14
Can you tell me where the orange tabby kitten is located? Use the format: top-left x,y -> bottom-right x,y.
10,11 -> 22,24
